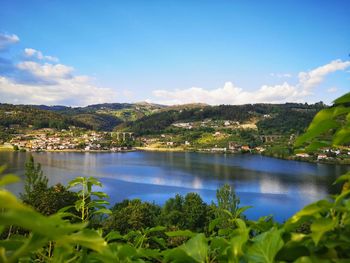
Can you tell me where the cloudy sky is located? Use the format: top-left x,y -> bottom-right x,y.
0,1 -> 349,106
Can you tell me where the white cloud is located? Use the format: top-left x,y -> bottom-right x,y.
17,61 -> 73,80
298,59 -> 350,89
0,75 -> 117,106
24,48 -> 59,62
0,32 -> 120,106
153,81 -> 307,105
327,87 -> 338,93
151,60 -> 350,105
0,33 -> 19,50
270,73 -> 292,78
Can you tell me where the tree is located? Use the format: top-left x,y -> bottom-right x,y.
216,183 -> 240,216
104,199 -> 161,234
21,155 -> 48,204
182,193 -> 207,231
160,194 -> 185,227
20,156 -> 77,216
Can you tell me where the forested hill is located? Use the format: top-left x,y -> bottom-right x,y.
123,102 -> 327,135
0,104 -> 90,130
0,102 -> 326,133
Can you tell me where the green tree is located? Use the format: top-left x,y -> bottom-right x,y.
183,193 -> 207,231
20,156 -> 77,216
21,155 -> 48,204
216,184 -> 240,216
104,199 -> 161,234
160,194 -> 184,227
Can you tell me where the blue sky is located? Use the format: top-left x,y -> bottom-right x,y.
0,0 -> 349,106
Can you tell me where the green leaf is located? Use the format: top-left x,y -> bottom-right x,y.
105,231 -> 124,242
89,200 -> 110,206
334,92 -> 350,105
208,218 -> 221,232
116,244 -> 138,260
144,226 -> 166,234
246,228 -> 284,263
91,191 -> 109,199
310,218 -> 337,245
286,200 -> 331,227
0,174 -> 20,187
92,208 -> 112,215
165,230 -> 195,237
164,234 -> 208,263
333,126 -> 350,145
333,172 -> 350,185
163,248 -> 197,263
67,177 -> 85,189
57,229 -> 107,253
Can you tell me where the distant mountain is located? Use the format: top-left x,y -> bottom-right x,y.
34,102 -> 166,130
123,102 -> 327,135
0,101 -> 327,133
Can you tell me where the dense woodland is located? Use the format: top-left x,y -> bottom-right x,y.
123,102 -> 326,135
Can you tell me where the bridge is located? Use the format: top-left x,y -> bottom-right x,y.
111,132 -> 134,141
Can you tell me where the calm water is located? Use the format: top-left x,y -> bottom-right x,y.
1,151 -> 348,222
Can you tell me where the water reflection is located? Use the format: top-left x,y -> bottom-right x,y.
0,151 -> 348,222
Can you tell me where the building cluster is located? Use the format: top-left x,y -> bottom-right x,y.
9,129 -> 127,151
295,148 -> 350,161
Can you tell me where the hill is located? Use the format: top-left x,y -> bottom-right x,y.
123,102 -> 326,135
0,104 -> 89,130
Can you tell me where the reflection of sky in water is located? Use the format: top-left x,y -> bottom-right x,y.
0,151 -> 348,222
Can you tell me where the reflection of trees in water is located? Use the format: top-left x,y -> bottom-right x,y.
0,151 -> 347,201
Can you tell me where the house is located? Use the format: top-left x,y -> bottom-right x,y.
228,142 -> 240,151
211,147 -> 227,152
296,153 -> 310,158
185,141 -> 191,146
317,154 -> 327,160
166,142 -> 174,146
241,145 -> 250,151
255,147 -> 265,152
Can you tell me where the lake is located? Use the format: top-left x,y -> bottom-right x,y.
1,151 -> 348,222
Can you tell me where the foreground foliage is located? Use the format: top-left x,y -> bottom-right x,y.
0,170 -> 349,262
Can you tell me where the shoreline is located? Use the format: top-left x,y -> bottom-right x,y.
1,145 -> 349,165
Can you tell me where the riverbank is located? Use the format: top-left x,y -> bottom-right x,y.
0,144 -> 136,153
137,146 -> 350,165
0,145 -> 14,151
2,144 -> 349,165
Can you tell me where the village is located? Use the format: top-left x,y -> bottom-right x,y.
8,128 -> 135,152
1,119 -> 349,164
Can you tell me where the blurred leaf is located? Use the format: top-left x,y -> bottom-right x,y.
57,229 -> 107,253
310,218 -> 337,245
246,228 -> 284,263
164,234 -> 207,263
105,231 -> 124,242
0,174 -> 20,187
165,230 -> 195,238
92,208 -> 112,215
334,92 -> 350,105
333,172 -> 350,185
91,191 -> 109,198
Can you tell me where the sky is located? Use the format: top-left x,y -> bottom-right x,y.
0,0 -> 349,106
